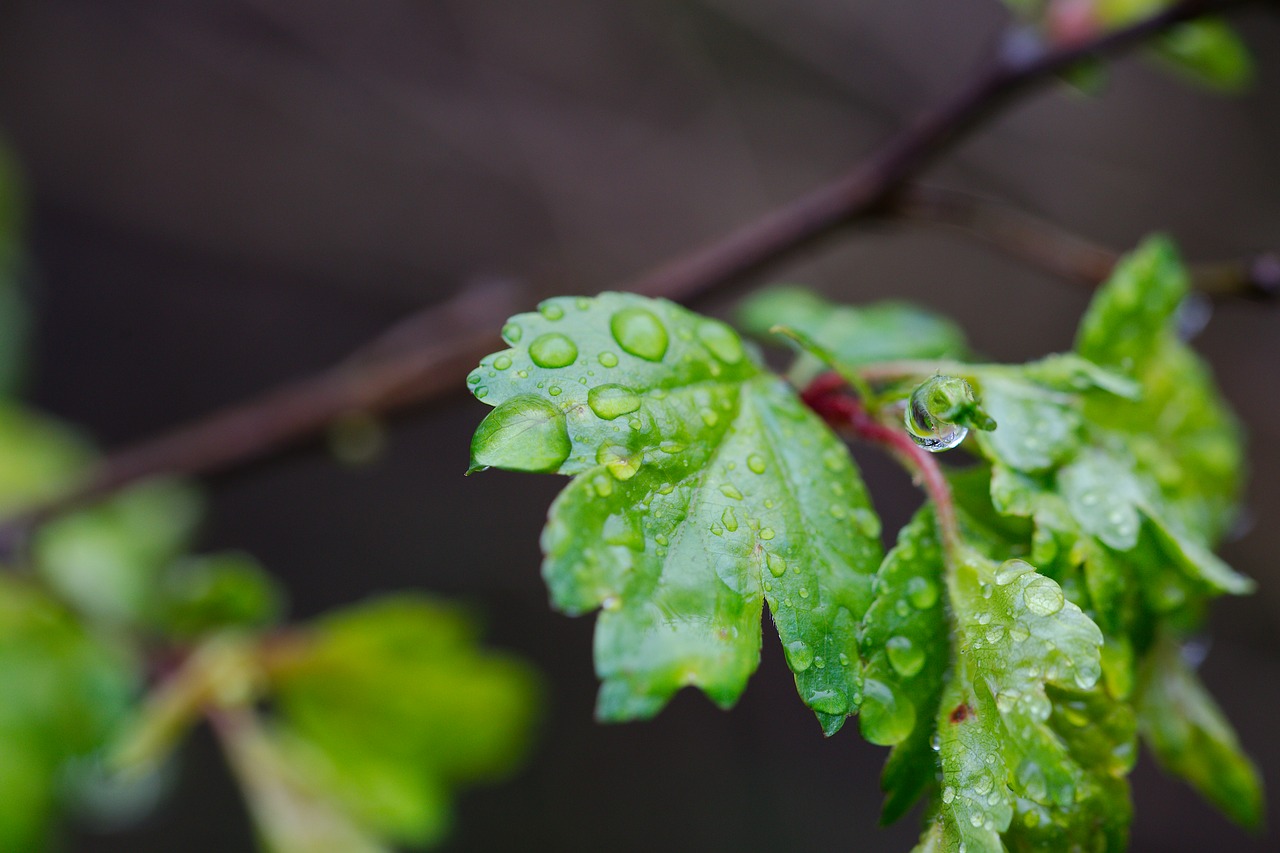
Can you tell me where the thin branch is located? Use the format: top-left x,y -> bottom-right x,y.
0,0 -> 1263,546
623,0 -> 1260,304
801,373 -> 960,556
892,185 -> 1280,300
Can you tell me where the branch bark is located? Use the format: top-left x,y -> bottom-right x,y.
0,0 -> 1266,547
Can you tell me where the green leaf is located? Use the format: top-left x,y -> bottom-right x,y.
1136,637 -> 1263,829
470,293 -> 883,729
35,478 -> 204,627
0,403 -> 91,514
1076,235 -> 1242,543
0,576 -> 139,850
269,596 -> 541,848
860,508 -> 949,822
736,287 -> 967,384
154,551 -> 285,640
923,541 -> 1105,851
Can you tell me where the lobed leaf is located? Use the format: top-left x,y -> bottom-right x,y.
470,293 -> 883,729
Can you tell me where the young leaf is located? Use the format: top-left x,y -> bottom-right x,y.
470,293 -> 883,729
268,596 -> 541,848
1136,637 -> 1263,829
0,576 -> 139,850
735,287 -> 967,384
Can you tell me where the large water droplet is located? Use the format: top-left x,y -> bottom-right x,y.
528,333 -> 579,368
746,453 -> 766,474
906,577 -> 939,609
588,384 -> 642,420
596,444 -> 642,480
995,559 -> 1034,586
859,679 -> 916,746
766,552 -> 787,578
785,640 -> 814,672
610,306 -> 669,361
886,636 -> 925,678
470,395 -> 571,473
1023,576 -> 1065,616
696,319 -> 745,364
904,382 -> 970,452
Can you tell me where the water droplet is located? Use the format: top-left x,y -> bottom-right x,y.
1016,760 -> 1048,802
517,370 -> 528,378
798,587 -> 809,599
975,775 -> 993,795
996,691 -> 1016,714
860,679 -> 916,745
785,640 -> 814,672
592,474 -> 614,497
575,297 -> 591,311
493,355 -> 513,371
528,333 -> 578,368
1023,576 -> 1065,616
904,385 -> 969,452
470,395 -> 571,473
895,599 -> 911,617
588,384 -> 642,420
1009,622 -> 1031,642
722,507 -> 739,532
468,373 -> 483,385
986,625 -> 1005,644
747,454 -> 767,474
941,786 -> 956,804
474,386 -> 489,399
602,595 -> 621,611
656,482 -> 674,495
539,302 -> 564,321
502,322 -> 523,344
906,577 -> 939,609
700,409 -> 719,427
969,814 -> 984,828
598,351 -> 619,368
758,528 -> 775,541
696,319 -> 745,364
995,559 -> 1034,586
610,306 -> 669,361
659,442 -> 685,454
823,450 -> 844,472
710,524 -> 723,537
767,553 -> 787,578
548,385 -> 562,396
720,484 -> 743,500
839,653 -> 850,667
655,534 -> 669,547
886,636 -> 925,678
596,444 -> 642,480
829,504 -> 847,520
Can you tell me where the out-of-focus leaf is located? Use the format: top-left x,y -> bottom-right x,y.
471,293 -> 883,730
154,551 -> 285,640
0,403 -> 90,514
1136,637 -> 1263,829
0,576 -> 139,850
267,596 -> 541,848
35,478 -> 203,626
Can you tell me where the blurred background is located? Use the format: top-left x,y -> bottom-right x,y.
0,1 -> 1276,850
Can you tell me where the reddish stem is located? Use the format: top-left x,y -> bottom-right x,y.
801,372 -> 960,556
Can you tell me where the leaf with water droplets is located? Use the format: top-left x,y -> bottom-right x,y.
860,507 -> 950,823
469,293 -> 883,729
1135,636 -> 1263,829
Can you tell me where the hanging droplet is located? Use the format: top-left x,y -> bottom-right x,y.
902,375 -> 989,452
905,390 -> 968,452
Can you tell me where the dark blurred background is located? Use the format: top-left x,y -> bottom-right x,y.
0,1 -> 1276,851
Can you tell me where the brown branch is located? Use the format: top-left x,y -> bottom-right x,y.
891,185 -> 1280,300
0,0 -> 1263,549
